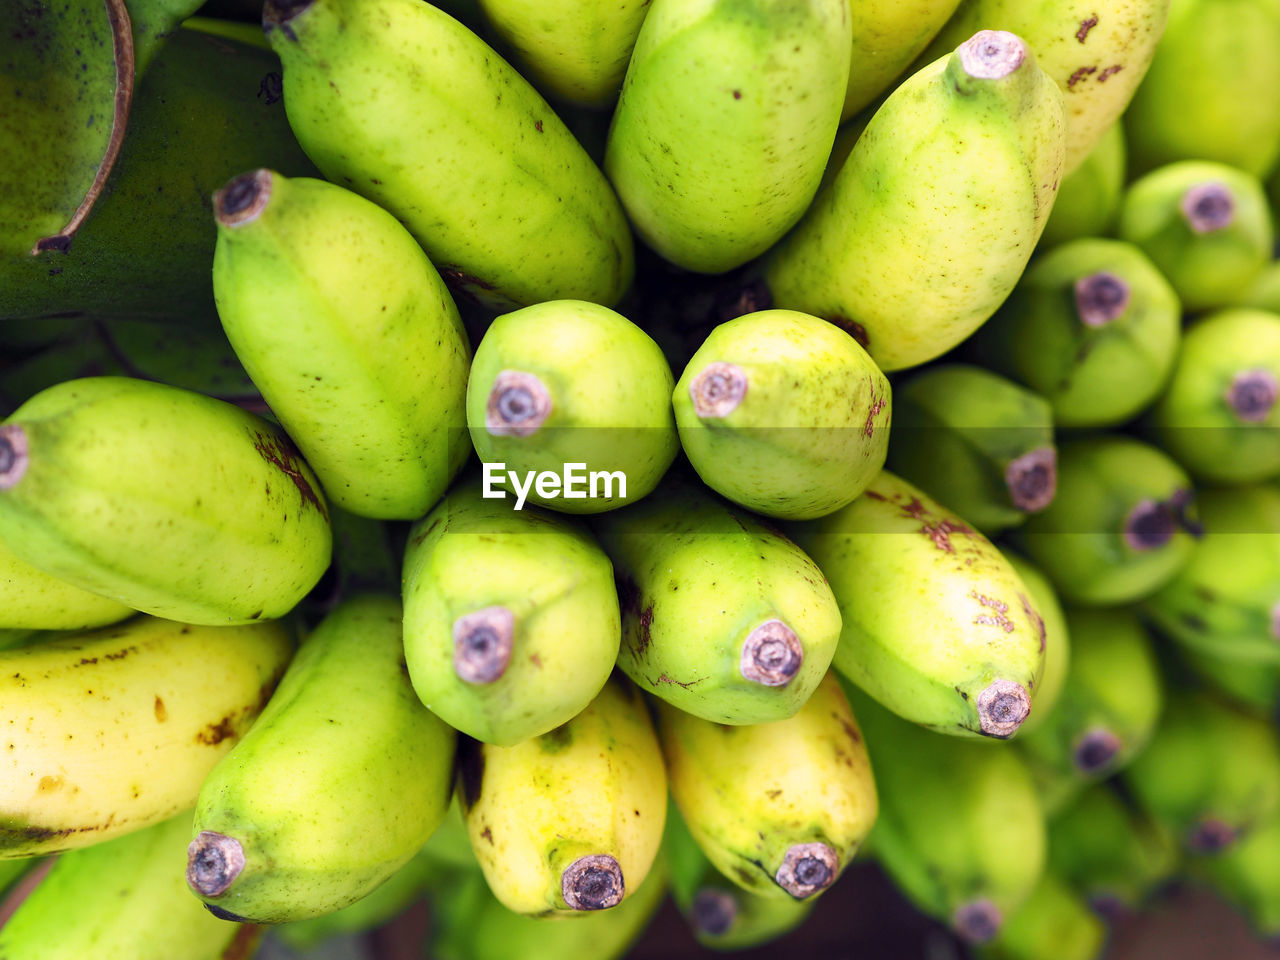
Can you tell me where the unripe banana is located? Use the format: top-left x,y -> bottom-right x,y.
458,675 -> 666,915
1148,309 -> 1280,484
591,478 -> 841,724
788,470 -> 1045,738
466,300 -> 678,514
1125,0 -> 1280,178
1004,552 -> 1070,737
1118,161 -> 1273,312
886,364 -> 1056,535
187,595 -> 456,923
1011,436 -> 1197,606
1193,813 -> 1280,940
1123,689 -> 1280,855
973,871 -> 1106,960
847,683 -> 1045,945
764,30 -> 1064,371
671,309 -> 891,521
921,0 -> 1169,174
841,0 -> 963,120
476,0 -> 651,106
657,672 -> 877,901
402,484 -> 620,746
263,0 -> 633,310
0,813 -> 259,960
0,377 -> 332,625
968,238 -> 1181,428
0,532 -> 133,631
1177,645 -> 1280,716
0,615 -> 292,858
1039,121 -> 1126,249
212,169 -> 471,520
604,0 -> 850,273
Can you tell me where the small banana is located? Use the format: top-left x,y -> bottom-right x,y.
973,871 -> 1107,960
1039,121 -> 1127,249
187,595 -> 456,923
0,532 -> 133,631
841,0 -> 963,120
0,615 -> 293,859
458,675 -> 667,915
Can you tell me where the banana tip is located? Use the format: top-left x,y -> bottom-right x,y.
1124,499 -> 1177,552
561,854 -> 624,910
740,619 -> 803,687
1074,272 -> 1131,327
959,30 -> 1027,81
187,831 -> 245,898
976,680 -> 1030,738
691,888 -> 738,937
690,362 -> 747,418
953,899 -> 1002,943
485,371 -> 551,437
1181,182 -> 1235,233
1073,727 -> 1122,774
775,842 -> 837,899
1227,370 -> 1278,423
453,606 -> 515,684
1187,818 -> 1237,854
1005,447 -> 1057,513
214,170 -> 272,228
0,425 -> 29,490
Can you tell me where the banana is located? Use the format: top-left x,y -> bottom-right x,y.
1123,689 -> 1280,855
186,595 -> 455,923
671,309 -> 891,521
1148,309 -> 1280,484
846,682 -> 1045,944
402,484 -> 620,746
1143,484 -> 1280,665
466,300 -> 678,514
972,871 -> 1106,960
0,532 -> 133,631
591,477 -> 841,725
763,30 -> 1064,371
921,0 -> 1169,174
841,0 -> 963,120
457,674 -> 666,915
0,615 -> 293,859
664,799 -> 813,949
476,0 -> 651,106
1003,552 -> 1070,736
212,169 -> 471,520
1193,813 -> 1280,940
1118,161 -> 1273,313
0,376 -> 332,625
0,812 -> 259,960
886,364 -> 1057,535
604,0 -> 849,273
1177,645 -> 1280,716
657,671 -> 877,901
0,27 -> 317,325
1237,260 -> 1280,313
966,238 -> 1181,428
1039,121 -> 1127,249
1010,435 -> 1197,606
0,856 -> 38,900
787,470 -> 1045,739
1126,0 -> 1280,178
1016,608 -> 1163,791
263,0 -> 633,310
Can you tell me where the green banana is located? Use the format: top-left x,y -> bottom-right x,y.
1004,552 -> 1070,736
1143,484 -> 1280,664
921,0 -> 1169,174
457,675 -> 667,915
591,478 -> 841,724
212,169 -> 472,520
187,595 -> 455,923
1148,309 -> 1280,484
0,532 -> 133,631
764,30 -> 1064,371
1016,608 -> 1163,789
604,0 -> 850,273
657,671 -> 877,901
841,0 -> 963,120
1011,436 -> 1197,606
466,300 -> 678,514
1236,260 -> 1280,314
788,470 -> 1046,738
402,484 -> 620,746
1117,161 -> 1273,313
1177,644 -> 1280,716
0,856 -> 39,901
0,377 -> 332,625
1123,689 -> 1280,855
973,870 -> 1106,960
671,309 -> 891,521
0,27 -> 317,325
886,364 -> 1057,534
1039,121 -> 1126,249
664,799 -> 813,949
1193,813 -> 1280,940
264,0 -> 633,310
0,615 -> 292,858
476,0 -> 651,106
846,682 -> 1046,944
967,238 -> 1181,428
1125,0 -> 1280,178
0,812 -> 259,960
